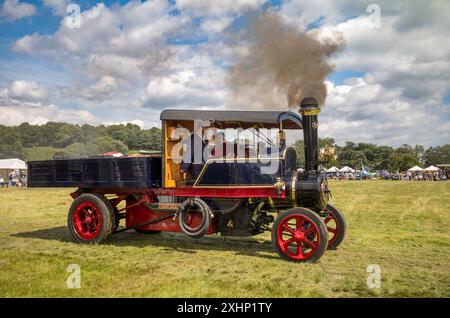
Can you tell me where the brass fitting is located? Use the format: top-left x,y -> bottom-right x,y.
274,177 -> 285,196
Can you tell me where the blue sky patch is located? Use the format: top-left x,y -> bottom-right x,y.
306,16 -> 325,30
443,92 -> 450,104
328,70 -> 366,85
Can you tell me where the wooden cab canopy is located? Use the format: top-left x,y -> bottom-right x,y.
160,109 -> 303,187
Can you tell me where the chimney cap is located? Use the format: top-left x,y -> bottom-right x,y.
299,97 -> 320,115
300,97 -> 319,108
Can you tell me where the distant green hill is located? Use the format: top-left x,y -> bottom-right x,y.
23,147 -> 161,161
24,147 -> 59,161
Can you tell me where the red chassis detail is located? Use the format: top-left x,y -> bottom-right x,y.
155,187 -> 285,198
70,186 -> 283,235
125,196 -> 217,234
71,187 -> 285,199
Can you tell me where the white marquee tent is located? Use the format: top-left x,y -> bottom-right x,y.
0,158 -> 27,170
408,165 -> 423,172
339,166 -> 355,173
326,166 -> 340,173
0,159 -> 27,183
424,165 -> 439,172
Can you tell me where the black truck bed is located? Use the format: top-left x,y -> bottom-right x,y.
27,156 -> 162,188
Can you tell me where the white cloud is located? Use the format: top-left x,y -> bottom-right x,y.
13,1 -> 184,59
0,104 -> 97,126
320,78 -> 450,146
4,0 -> 450,147
11,0 -> 187,97
175,0 -> 266,37
0,91 -> 97,126
0,0 -> 36,21
279,1 -> 450,107
323,13 -> 450,102
81,76 -> 118,101
275,0 -> 450,146
143,47 -> 227,109
279,0 -> 403,31
0,81 -> 100,126
8,80 -> 46,101
175,0 -> 265,16
202,16 -> 234,33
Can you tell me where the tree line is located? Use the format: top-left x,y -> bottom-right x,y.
0,122 -> 449,171
292,138 -> 450,172
0,122 -> 162,160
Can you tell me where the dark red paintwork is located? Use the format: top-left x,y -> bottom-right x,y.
125,195 -> 217,234
155,186 -> 284,198
71,187 -> 284,199
70,186 -> 283,235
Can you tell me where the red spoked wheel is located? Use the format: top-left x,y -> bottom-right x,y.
272,208 -> 328,262
323,204 -> 346,250
68,193 -> 114,243
72,201 -> 102,240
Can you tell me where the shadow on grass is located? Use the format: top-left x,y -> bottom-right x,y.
13,226 -> 279,260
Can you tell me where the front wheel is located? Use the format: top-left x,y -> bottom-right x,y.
272,208 -> 328,263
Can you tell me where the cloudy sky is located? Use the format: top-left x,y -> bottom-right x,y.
0,0 -> 449,147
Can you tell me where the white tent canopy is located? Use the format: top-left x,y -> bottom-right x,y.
424,165 -> 439,172
408,165 -> 423,172
0,158 -> 27,169
326,166 -> 339,173
339,166 -> 355,173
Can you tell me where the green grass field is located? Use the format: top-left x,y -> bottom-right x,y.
0,181 -> 449,297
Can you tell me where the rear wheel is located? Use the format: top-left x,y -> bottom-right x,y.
323,204 -> 346,250
272,208 -> 328,262
68,193 -> 114,244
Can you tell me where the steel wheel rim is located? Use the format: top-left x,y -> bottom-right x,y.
73,201 -> 102,240
276,214 -> 320,260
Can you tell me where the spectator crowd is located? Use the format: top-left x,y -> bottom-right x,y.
0,170 -> 27,187
325,167 -> 449,181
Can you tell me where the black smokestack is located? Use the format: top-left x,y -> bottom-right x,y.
300,97 -> 320,171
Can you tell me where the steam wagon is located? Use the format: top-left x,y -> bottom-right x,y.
27,97 -> 346,262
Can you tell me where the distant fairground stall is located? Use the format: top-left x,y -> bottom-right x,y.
0,158 -> 27,187
323,164 -> 448,181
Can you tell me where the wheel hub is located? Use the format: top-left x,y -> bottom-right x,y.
294,230 -> 305,240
